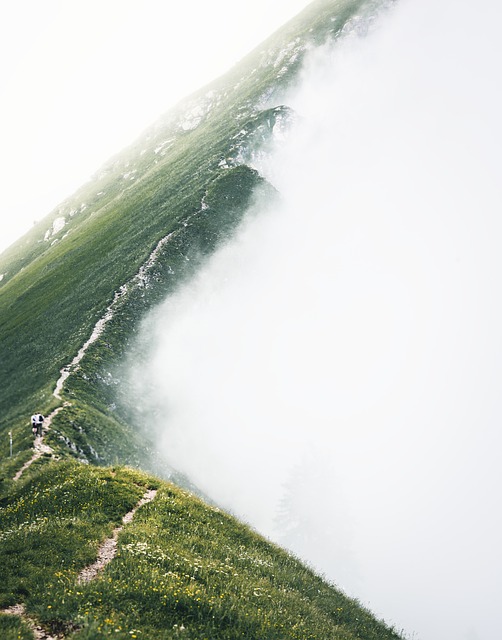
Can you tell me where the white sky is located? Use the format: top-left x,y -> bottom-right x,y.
0,0 -> 311,255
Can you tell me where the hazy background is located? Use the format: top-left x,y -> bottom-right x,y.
126,1 -> 502,639
0,0 -> 310,253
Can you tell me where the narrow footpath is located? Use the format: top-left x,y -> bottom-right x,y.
1,604 -> 62,639
13,406 -> 67,481
5,236 -> 168,631
1,489 -> 158,637
78,488 -> 158,583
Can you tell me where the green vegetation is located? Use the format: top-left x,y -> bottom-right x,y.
0,460 -> 403,639
0,2 -> 404,638
0,0 -> 371,451
0,614 -> 33,640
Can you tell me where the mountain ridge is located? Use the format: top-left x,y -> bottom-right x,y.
0,1 -> 405,638
0,0 -> 386,455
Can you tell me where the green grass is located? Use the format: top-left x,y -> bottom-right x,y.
0,463 -> 149,609
0,0 -> 368,445
0,460 -> 403,640
0,2 -> 404,638
0,613 -> 34,640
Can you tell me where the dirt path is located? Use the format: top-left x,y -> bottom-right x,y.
1,489 -> 158,638
13,405 -> 67,481
0,603 -> 63,639
53,232 -> 173,401
77,488 -> 158,583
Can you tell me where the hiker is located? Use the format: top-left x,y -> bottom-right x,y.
31,413 -> 44,437
31,414 -> 37,436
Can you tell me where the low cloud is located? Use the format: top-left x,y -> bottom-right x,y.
125,1 -> 502,638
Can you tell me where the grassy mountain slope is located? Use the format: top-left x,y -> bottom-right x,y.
0,0 -> 373,464
0,1 -> 404,638
0,462 -> 403,640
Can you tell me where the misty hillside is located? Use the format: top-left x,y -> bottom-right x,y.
0,0 -> 379,465
0,1 -> 405,638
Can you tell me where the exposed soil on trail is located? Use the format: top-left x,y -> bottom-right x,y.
0,603 -> 63,639
12,406 -> 68,481
1,490 -> 158,638
77,488 -> 158,583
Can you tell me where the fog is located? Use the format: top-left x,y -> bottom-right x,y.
125,1 -> 502,638
0,0 -> 310,254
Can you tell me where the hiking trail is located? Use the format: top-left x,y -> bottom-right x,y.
0,489 -> 158,638
0,603 -> 62,639
77,488 -> 158,583
13,405 -> 67,481
53,232 -> 173,400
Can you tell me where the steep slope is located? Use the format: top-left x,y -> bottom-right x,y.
0,1 -> 404,638
0,0 -> 379,466
0,462 -> 403,640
